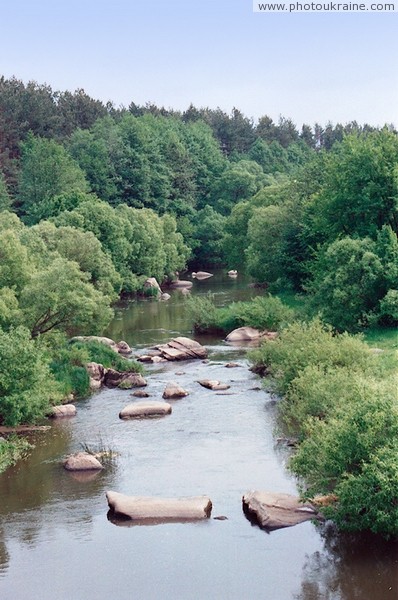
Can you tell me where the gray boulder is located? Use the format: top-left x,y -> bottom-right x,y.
119,401 -> 172,419
86,362 -> 107,390
162,383 -> 189,399
50,404 -> 77,418
63,452 -> 103,471
242,491 -> 322,530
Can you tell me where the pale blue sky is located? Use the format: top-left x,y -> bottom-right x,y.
1,0 -> 397,126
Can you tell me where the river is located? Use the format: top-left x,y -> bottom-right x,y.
0,271 -> 396,599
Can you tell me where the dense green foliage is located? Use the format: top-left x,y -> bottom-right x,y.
0,327 -> 61,426
250,320 -> 398,536
187,294 -> 295,334
223,131 -> 398,330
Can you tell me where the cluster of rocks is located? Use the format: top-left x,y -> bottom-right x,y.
56,331 -> 323,530
137,336 -> 208,363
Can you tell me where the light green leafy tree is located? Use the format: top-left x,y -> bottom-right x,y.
18,135 -> 88,223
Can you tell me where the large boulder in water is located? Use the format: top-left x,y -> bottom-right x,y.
226,327 -> 264,342
119,401 -> 172,419
50,404 -> 77,418
104,370 -> 147,388
63,452 -> 103,471
242,491 -> 322,530
106,491 -> 212,521
162,382 -> 189,399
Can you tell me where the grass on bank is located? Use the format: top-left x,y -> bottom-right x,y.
49,338 -> 143,400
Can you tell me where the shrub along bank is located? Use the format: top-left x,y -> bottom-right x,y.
249,319 -> 398,537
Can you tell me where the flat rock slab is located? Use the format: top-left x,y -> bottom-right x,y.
151,337 -> 208,361
242,491 -> 322,530
50,404 -> 77,418
64,452 -> 103,471
106,491 -> 212,521
119,401 -> 172,419
169,280 -> 193,289
197,380 -> 230,391
162,383 -> 189,399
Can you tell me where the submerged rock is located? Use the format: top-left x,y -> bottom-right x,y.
225,362 -> 240,368
162,383 -> 189,399
119,401 -> 172,419
106,491 -> 212,521
131,390 -> 150,398
169,280 -> 193,289
192,271 -> 213,280
50,404 -> 77,418
242,491 -> 322,530
63,452 -> 103,471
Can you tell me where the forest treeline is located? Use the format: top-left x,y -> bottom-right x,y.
1,75 -> 397,331
0,75 -> 397,426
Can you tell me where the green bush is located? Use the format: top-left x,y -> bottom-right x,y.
250,318 -> 374,393
331,439 -> 398,536
218,295 -> 295,332
0,326 -> 61,426
185,293 -> 221,334
281,366 -> 357,439
289,375 -> 398,536
186,294 -> 294,334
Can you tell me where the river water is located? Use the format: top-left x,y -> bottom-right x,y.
0,271 -> 396,600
